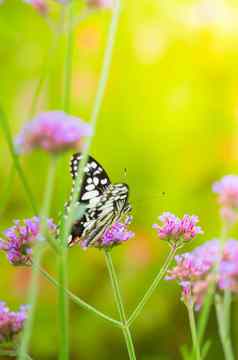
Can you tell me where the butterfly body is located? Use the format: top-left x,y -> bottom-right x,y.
68,153 -> 131,247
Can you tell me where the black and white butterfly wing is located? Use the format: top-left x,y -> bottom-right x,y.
70,153 -> 111,204
68,153 -> 131,247
68,153 -> 111,245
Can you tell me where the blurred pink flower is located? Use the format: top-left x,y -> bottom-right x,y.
213,175 -> 238,223
23,0 -> 48,15
86,0 -> 114,9
166,239 -> 238,309
16,111 -> 92,154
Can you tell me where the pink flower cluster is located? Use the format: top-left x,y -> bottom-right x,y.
0,302 -> 27,343
16,111 -> 92,154
213,175 -> 238,223
166,240 -> 238,309
0,217 -> 56,266
153,212 -> 203,247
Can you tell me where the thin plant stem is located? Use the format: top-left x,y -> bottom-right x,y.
58,4 -> 75,359
18,157 -> 57,360
62,3 -> 74,113
197,282 -> 214,346
0,109 -> 38,215
0,164 -> 15,217
66,0 -> 121,213
187,303 -> 201,360
128,244 -> 178,326
104,251 -> 136,360
215,294 -> 234,360
29,32 -> 61,118
55,2 -> 121,356
217,223 -> 234,359
39,266 -> 122,328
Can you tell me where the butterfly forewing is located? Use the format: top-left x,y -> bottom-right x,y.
70,153 -> 111,204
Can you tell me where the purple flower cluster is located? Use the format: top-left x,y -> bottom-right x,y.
16,111 -> 92,154
82,219 -> 134,249
213,175 -> 238,223
166,239 -> 238,309
0,217 -> 56,266
153,212 -> 203,247
0,302 -> 27,343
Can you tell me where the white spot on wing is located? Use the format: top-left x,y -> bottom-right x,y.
86,184 -> 95,191
81,190 -> 99,200
91,162 -> 97,169
101,178 -> 108,185
93,177 -> 99,186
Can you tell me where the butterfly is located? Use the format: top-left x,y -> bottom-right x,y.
67,153 -> 132,247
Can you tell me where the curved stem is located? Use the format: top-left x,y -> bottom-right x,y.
18,157 -> 57,360
128,245 -> 177,326
104,251 -> 136,360
38,267 -> 121,328
187,303 -> 201,360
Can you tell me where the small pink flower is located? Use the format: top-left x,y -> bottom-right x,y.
0,217 -> 56,266
0,302 -> 28,343
153,212 -> 203,246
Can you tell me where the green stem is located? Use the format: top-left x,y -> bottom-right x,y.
128,245 -> 177,326
18,158 -> 57,360
197,281 -> 214,346
58,246 -> 69,360
187,303 -> 201,360
39,267 -> 122,328
58,5 -> 75,359
62,3 -> 74,113
0,164 -> 15,217
215,294 -> 234,360
104,251 -> 136,360
67,0 -> 121,215
0,109 -> 38,215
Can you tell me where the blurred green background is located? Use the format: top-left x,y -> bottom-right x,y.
1,0 -> 238,358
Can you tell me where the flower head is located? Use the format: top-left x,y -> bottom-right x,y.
0,302 -> 28,343
86,0 -> 114,9
153,212 -> 203,247
166,239 -> 238,309
81,218 -> 134,249
23,0 -> 48,15
0,217 -> 56,266
213,175 -> 238,223
16,111 -> 92,154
